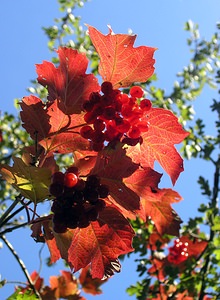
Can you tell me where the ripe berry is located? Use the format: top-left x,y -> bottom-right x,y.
140,99 -> 152,111
101,81 -> 113,94
64,173 -> 78,188
130,86 -> 144,98
49,182 -> 63,197
51,171 -> 65,184
80,125 -> 94,139
128,126 -> 141,139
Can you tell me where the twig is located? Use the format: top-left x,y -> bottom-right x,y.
0,235 -> 42,299
0,195 -> 21,227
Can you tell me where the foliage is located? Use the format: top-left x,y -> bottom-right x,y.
0,1 -> 219,300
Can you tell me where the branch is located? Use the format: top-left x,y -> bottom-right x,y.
0,235 -> 42,299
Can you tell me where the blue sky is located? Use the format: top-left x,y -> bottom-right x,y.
0,0 -> 219,299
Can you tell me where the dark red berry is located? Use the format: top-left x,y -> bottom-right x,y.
51,171 -> 65,184
101,81 -> 113,94
49,182 -> 63,197
66,166 -> 79,175
80,125 -> 94,139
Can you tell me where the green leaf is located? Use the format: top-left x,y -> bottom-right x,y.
7,288 -> 38,300
0,157 -> 52,203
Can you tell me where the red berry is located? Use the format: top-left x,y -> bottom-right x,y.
64,173 -> 78,188
116,93 -> 129,103
137,120 -> 149,132
130,86 -> 144,98
128,126 -> 141,139
140,99 -> 152,111
116,119 -> 131,133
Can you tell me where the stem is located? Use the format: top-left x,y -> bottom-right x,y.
0,222 -> 29,236
0,200 -> 32,229
198,157 -> 219,299
0,195 -> 21,227
0,235 -> 42,299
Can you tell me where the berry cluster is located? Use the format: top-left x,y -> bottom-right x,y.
167,239 -> 189,264
80,82 -> 152,151
49,167 -> 108,233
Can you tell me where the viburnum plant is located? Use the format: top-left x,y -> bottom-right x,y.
0,25 -> 189,294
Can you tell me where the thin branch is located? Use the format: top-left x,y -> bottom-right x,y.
0,195 -> 21,227
0,235 -> 42,299
0,200 -> 32,228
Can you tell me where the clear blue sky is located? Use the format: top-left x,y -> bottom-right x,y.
0,0 -> 219,299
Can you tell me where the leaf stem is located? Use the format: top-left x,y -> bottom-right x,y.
0,235 -> 42,299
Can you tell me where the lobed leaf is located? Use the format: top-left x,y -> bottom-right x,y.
36,47 -> 100,114
127,108 -> 189,184
53,207 -> 134,279
0,157 -> 51,203
88,25 -> 156,88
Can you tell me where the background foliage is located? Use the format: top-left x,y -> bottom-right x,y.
0,0 -> 219,299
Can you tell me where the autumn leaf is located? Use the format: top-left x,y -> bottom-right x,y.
79,265 -> 107,295
36,47 -> 100,114
88,25 -> 156,88
0,157 -> 51,203
124,168 -> 182,236
20,95 -> 50,141
20,97 -> 90,154
90,144 -> 141,215
49,271 -> 80,299
127,108 -> 189,185
53,207 -> 134,279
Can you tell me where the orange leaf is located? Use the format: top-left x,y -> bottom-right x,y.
88,25 -> 156,88
49,270 -> 79,299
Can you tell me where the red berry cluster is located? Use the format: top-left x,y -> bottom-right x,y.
167,239 -> 189,264
80,82 -> 152,151
49,167 -> 108,233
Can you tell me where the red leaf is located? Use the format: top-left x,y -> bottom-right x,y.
141,189 -> 182,236
20,95 -> 50,141
125,170 -> 182,235
20,97 -> 90,154
88,25 -> 156,88
127,108 -> 189,184
79,265 -> 107,295
53,207 -> 134,279
39,100 -> 90,154
36,47 -> 100,114
90,144 -> 141,215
